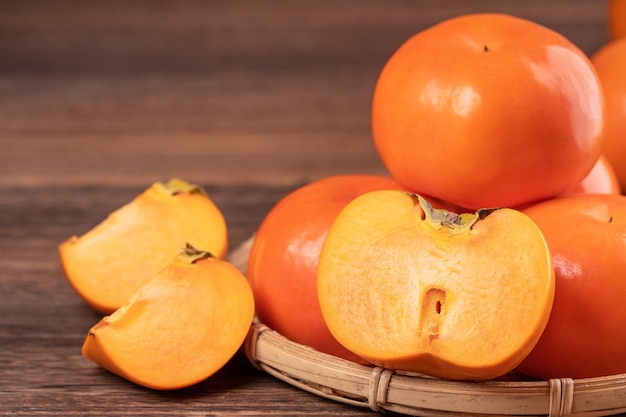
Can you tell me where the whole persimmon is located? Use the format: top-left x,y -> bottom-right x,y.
591,38 -> 626,191
317,191 -> 554,381
372,13 -> 604,210
609,0 -> 626,40
247,174 -> 419,363
562,154 -> 620,196
517,194 -> 626,379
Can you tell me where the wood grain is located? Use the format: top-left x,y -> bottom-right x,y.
0,0 -> 609,188
0,1 -> 616,415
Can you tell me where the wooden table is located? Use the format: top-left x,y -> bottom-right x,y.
0,1 -> 613,415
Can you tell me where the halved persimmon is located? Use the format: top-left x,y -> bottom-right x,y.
59,179 -> 228,314
247,174 -> 411,363
82,245 -> 254,390
317,190 -> 555,381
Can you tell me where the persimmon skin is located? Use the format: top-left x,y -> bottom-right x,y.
59,179 -> 228,314
247,174 -> 418,363
372,13 -> 604,210
317,190 -> 555,381
517,194 -> 626,379
82,246 -> 254,390
562,154 -> 621,196
591,38 -> 626,192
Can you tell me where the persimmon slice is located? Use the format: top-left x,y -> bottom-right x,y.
81,245 -> 254,390
59,179 -> 228,314
317,190 -> 555,381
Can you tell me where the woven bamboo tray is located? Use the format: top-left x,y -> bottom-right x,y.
228,237 -> 626,417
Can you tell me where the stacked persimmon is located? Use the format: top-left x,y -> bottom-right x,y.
249,12 -> 626,382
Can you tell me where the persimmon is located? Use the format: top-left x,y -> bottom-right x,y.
59,179 -> 228,314
372,13 -> 604,210
317,190 -> 555,381
517,194 -> 626,379
82,245 -> 254,390
247,174 -> 413,363
609,0 -> 626,40
591,38 -> 626,192
562,154 -> 621,196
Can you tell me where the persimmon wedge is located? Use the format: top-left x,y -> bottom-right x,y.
59,179 -> 228,314
82,245 -> 254,390
317,190 -> 555,381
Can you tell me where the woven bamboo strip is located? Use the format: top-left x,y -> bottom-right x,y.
244,324 -> 626,417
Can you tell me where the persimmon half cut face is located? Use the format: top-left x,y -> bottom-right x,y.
317,190 -> 555,381
59,179 -> 228,314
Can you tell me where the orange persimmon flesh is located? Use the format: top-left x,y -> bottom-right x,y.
82,245 -> 254,390
59,179 -> 228,314
317,190 -> 555,381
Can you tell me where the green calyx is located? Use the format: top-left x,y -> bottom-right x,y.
156,178 -> 206,196
176,243 -> 215,264
413,194 -> 499,232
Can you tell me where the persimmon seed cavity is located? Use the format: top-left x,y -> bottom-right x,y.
420,288 -> 447,339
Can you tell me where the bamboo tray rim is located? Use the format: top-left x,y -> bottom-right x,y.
228,237 -> 626,417
244,323 -> 626,417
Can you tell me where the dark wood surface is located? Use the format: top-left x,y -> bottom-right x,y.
0,1 -> 615,415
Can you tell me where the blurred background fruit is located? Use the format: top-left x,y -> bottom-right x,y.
609,0 -> 626,40
591,37 -> 626,192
